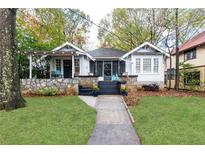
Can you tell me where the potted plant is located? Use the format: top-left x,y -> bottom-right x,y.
120,86 -> 128,96
92,85 -> 100,97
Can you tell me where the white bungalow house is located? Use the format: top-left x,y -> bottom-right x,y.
28,42 -> 168,90
121,42 -> 169,87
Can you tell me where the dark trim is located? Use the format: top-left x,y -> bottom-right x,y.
75,75 -> 99,77
23,51 -> 78,56
179,65 -> 205,70
119,75 -> 138,77
184,48 -> 196,62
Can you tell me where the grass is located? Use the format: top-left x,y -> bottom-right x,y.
129,96 -> 205,144
0,96 -> 96,144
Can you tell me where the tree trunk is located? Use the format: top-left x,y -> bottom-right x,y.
175,8 -> 179,91
0,9 -> 25,111
168,55 -> 172,90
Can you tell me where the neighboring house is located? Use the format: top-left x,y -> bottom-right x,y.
28,41 -> 168,89
165,31 -> 205,90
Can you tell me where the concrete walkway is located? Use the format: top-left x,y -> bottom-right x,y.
88,95 -> 140,145
79,96 -> 96,108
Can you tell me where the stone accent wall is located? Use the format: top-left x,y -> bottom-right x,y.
78,76 -> 98,87
119,76 -> 138,85
20,78 -> 79,95
119,75 -> 138,90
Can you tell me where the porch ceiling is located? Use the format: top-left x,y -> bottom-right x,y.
24,50 -> 84,56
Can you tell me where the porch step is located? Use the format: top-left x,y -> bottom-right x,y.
79,88 -> 93,96
98,81 -> 120,95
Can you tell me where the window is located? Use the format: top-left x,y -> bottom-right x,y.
89,61 -> 95,75
184,71 -> 200,85
112,61 -> 118,76
153,58 -> 159,73
56,59 -> 61,72
74,59 -> 80,76
136,58 -> 141,73
167,68 -> 175,80
184,48 -> 196,61
97,61 -> 103,76
120,61 -> 125,75
143,58 -> 151,73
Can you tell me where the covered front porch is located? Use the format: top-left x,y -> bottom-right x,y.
27,42 -> 94,79
28,51 -> 79,79
89,60 -> 126,81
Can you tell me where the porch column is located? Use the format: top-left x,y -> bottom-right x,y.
29,54 -> 32,79
118,61 -> 120,75
72,55 -> 75,78
49,58 -> 52,79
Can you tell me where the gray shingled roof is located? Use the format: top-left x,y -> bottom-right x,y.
87,48 -> 127,58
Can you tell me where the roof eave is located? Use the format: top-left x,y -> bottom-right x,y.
121,42 -> 169,59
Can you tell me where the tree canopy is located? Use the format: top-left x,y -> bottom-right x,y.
98,8 -> 205,51
16,8 -> 91,51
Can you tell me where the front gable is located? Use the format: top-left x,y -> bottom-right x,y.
54,44 -> 78,52
121,42 -> 169,59
133,45 -> 163,55
52,42 -> 94,60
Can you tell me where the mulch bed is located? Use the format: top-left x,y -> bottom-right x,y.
136,89 -> 205,97
21,92 -> 70,97
123,89 -> 205,106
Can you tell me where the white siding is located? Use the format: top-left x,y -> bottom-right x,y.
80,56 -> 90,75
125,56 -> 132,75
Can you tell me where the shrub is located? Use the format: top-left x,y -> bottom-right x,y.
142,83 -> 159,91
120,86 -> 128,96
34,87 -> 58,96
120,86 -> 127,93
92,85 -> 100,92
66,85 -> 77,95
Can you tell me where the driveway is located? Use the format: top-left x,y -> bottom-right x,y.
88,95 -> 140,145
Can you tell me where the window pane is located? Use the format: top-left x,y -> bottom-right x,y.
184,48 -> 196,61
143,58 -> 151,73
97,61 -> 103,76
120,61 -> 125,75
112,61 -> 118,76
154,58 -> 159,73
89,61 -> 95,74
136,58 -> 141,73
74,59 -> 80,75
56,59 -> 61,72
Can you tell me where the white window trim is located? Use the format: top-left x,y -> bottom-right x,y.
134,57 -> 160,75
142,58 -> 152,74
74,58 -> 80,75
153,58 -> 159,73
135,58 -> 141,74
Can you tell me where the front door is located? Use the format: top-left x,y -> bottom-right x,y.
63,60 -> 72,78
104,62 -> 112,80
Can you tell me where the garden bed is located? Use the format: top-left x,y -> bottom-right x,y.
123,88 -> 205,107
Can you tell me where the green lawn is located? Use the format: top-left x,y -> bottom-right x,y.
129,96 -> 205,144
0,96 -> 96,144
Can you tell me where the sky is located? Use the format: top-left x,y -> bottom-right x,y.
80,8 -> 113,50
